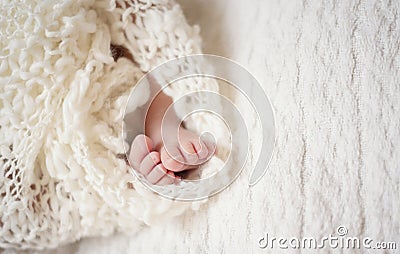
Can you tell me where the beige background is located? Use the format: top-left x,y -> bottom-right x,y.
22,0 -> 400,253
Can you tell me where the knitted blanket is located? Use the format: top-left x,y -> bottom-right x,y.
0,0 -> 225,249
49,0 -> 399,253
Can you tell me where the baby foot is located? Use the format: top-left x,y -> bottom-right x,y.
129,134 -> 180,185
160,127 -> 216,172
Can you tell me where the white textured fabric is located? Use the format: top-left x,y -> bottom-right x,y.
40,0 -> 399,253
0,0 -> 227,250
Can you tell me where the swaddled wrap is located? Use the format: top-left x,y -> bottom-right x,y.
0,0 -> 227,249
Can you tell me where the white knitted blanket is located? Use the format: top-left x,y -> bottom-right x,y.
39,0 -> 398,253
0,0 -> 227,249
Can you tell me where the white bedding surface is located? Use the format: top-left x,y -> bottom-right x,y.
9,0 -> 399,253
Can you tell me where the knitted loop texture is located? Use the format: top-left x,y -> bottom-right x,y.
0,0 -> 227,249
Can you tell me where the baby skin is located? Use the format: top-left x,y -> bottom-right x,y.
128,79 -> 215,185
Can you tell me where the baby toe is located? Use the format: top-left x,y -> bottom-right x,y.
129,134 -> 153,169
194,140 -> 209,162
156,171 -> 176,185
179,142 -> 199,165
139,151 -> 160,176
146,164 -> 168,184
160,146 -> 187,172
